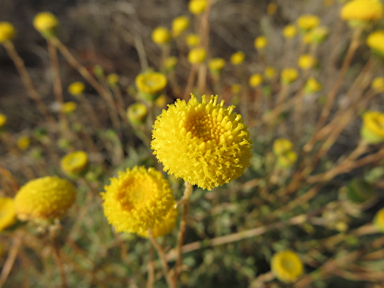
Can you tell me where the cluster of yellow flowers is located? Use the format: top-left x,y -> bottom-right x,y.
273,138 -> 297,168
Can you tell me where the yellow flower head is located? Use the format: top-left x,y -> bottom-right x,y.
0,113 -> 7,128
0,22 -> 16,43
267,3 -> 278,15
151,27 -> 171,45
277,151 -> 297,168
62,101 -> 77,114
33,12 -> 59,36
310,26 -> 329,43
186,33 -> 200,47
249,73 -> 263,87
135,72 -> 167,99
372,77 -> 384,93
137,206 -> 178,238
230,51 -> 245,65
127,103 -> 148,125
281,68 -> 299,85
151,94 -> 252,190
172,16 -> 190,37
298,54 -> 316,70
283,24 -> 297,39
68,81 -> 85,96
341,0 -> 383,21
271,250 -> 304,283
164,56 -> 178,70
374,208 -> 384,232
155,94 -> 167,108
264,66 -> 276,79
273,138 -> 293,156
17,136 -> 30,151
305,77 -> 322,93
60,151 -> 89,176
231,84 -> 241,94
15,176 -> 77,221
189,0 -> 208,15
254,36 -> 268,49
367,30 -> 384,56
101,166 -> 175,235
188,47 -> 207,64
107,73 -> 119,87
361,111 -> 384,144
297,15 -> 320,31
208,58 -> 226,72
0,197 -> 16,231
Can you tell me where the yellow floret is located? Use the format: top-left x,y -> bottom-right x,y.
33,12 -> 59,33
15,176 -> 77,221
281,68 -> 299,84
164,56 -> 178,70
367,30 -> 384,55
68,81 -> 85,96
297,15 -> 320,31
135,72 -> 167,98
249,73 -> 263,87
341,0 -> 383,21
208,58 -> 226,72
151,27 -> 171,45
298,54 -> 316,70
107,73 -> 119,87
188,47 -> 206,64
273,138 -> 293,156
189,0 -> 208,14
271,250 -> 304,283
172,16 -> 190,37
254,36 -> 268,49
60,151 -> 89,176
0,197 -> 17,231
186,33 -> 200,47
361,111 -> 384,144
230,51 -> 245,65
0,22 -> 16,43
101,166 -> 175,235
264,66 -> 276,79
277,151 -> 298,168
283,24 -> 297,39
62,101 -> 77,114
371,77 -> 384,93
151,94 -> 252,190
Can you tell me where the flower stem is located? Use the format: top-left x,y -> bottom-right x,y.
49,225 -> 67,288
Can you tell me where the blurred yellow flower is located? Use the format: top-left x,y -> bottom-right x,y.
298,54 -> 316,70
33,12 -> 59,35
164,56 -> 178,70
277,151 -> 298,168
281,68 -> 299,84
341,0 -> 383,21
374,208 -> 384,232
136,206 -> 178,238
189,0 -> 208,15
230,51 -> 245,65
151,27 -> 171,45
15,176 -> 77,221
186,33 -> 200,47
127,103 -> 148,125
361,111 -> 384,144
283,24 -> 297,39
231,84 -> 242,94
267,3 -> 278,15
297,15 -> 320,31
188,47 -> 206,64
264,66 -> 276,79
17,136 -> 30,151
271,250 -> 303,283
0,113 -> 6,128
310,26 -> 329,43
68,81 -> 85,96
172,16 -> 190,37
305,77 -> 322,93
107,73 -> 119,87
273,138 -> 293,156
61,151 -> 88,176
367,30 -> 384,55
254,36 -> 268,49
249,73 -> 263,87
0,197 -> 16,231
151,94 -> 252,190
371,77 -> 384,93
0,22 -> 15,43
135,72 -> 167,97
62,101 -> 77,114
101,166 -> 175,235
208,58 -> 226,72
155,94 -> 167,108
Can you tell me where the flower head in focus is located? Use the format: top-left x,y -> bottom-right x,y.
0,197 -> 16,231
0,22 -> 16,43
68,81 -> 85,96
15,176 -> 77,221
101,166 -> 175,235
361,111 -> 384,144
61,151 -> 89,177
230,51 -> 245,65
151,94 -> 252,190
151,27 -> 171,45
271,250 -> 304,283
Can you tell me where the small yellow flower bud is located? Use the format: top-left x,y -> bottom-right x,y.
371,77 -> 384,93
164,56 -> 178,71
254,36 -> 268,49
33,12 -> 59,38
281,68 -> 299,85
267,3 -> 278,15
310,26 -> 329,44
366,30 -> 384,57
298,54 -> 316,70
249,73 -> 263,88
283,24 -> 297,39
188,47 -> 206,64
208,58 -> 226,72
231,84 -> 241,94
360,111 -> 384,144
107,73 -> 119,87
17,136 -> 30,151
271,250 -> 304,283
0,22 -> 16,43
230,51 -> 245,65
135,72 -> 167,101
305,77 -> 322,93
189,0 -> 208,15
155,94 -> 167,108
151,27 -> 171,45
0,113 -> 7,128
264,66 -> 276,79
127,103 -> 148,125
61,151 -> 89,177
273,138 -> 293,156
68,81 -> 85,96
186,33 -> 200,47
172,16 -> 190,37
62,101 -> 77,114
341,0 -> 383,22
297,15 -> 320,32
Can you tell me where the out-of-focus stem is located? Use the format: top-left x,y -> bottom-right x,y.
49,225 -> 67,288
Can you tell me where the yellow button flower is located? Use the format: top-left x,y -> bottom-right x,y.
15,176 -> 77,221
155,94 -> 167,108
231,84 -> 241,94
297,15 -> 320,31
254,36 -> 268,49
208,58 -> 226,72
372,77 -> 384,93
17,136 -> 30,151
367,30 -> 384,56
361,111 -> 384,144
101,166 -> 175,235
310,26 -> 329,44
283,24 -> 297,39
127,103 -> 148,125
135,72 -> 167,100
267,3 -> 278,15
249,73 -> 263,87
188,47 -> 207,64
298,54 -> 316,70
60,151 -> 89,177
172,16 -> 190,37
341,0 -> 383,21
68,81 -> 85,96
189,0 -> 208,15
264,66 -> 276,79
271,250 -> 304,283
273,138 -> 293,156
0,197 -> 16,231
0,113 -> 6,128
230,51 -> 245,65
305,77 -> 322,93
186,33 -> 200,47
374,208 -> 384,232
277,151 -> 297,167
137,206 -> 178,238
62,101 -> 77,114
281,68 -> 299,85
164,56 -> 178,70
151,27 -> 171,45
33,12 -> 59,37
151,94 -> 252,190
107,73 -> 119,87
0,22 -> 16,43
